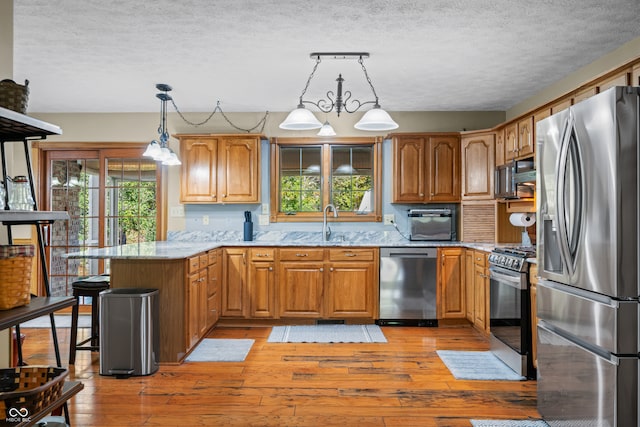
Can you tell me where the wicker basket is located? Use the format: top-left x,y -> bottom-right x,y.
0,79 -> 29,114
0,366 -> 68,420
0,245 -> 35,310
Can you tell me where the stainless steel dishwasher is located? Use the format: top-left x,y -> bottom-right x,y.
377,247 -> 438,326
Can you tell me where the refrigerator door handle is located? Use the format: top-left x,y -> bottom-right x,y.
538,319 -> 618,365
555,111 -> 583,278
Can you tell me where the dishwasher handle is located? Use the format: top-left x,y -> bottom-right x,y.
380,247 -> 437,258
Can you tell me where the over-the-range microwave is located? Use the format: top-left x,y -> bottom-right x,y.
495,159 -> 535,199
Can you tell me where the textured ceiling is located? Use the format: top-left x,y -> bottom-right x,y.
12,0 -> 640,114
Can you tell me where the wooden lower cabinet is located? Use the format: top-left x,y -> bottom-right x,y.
248,248 -> 276,318
326,249 -> 377,318
221,248 -> 248,317
472,250 -> 490,333
207,249 -> 221,327
437,247 -> 465,319
187,266 -> 207,349
278,261 -> 325,318
464,249 -> 475,322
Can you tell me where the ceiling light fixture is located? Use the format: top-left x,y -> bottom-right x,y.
279,52 -> 399,132
143,83 -> 181,166
317,120 -> 336,136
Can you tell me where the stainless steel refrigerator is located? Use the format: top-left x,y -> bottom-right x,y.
536,86 -> 640,427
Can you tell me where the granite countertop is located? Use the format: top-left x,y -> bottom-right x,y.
63,230 -> 500,260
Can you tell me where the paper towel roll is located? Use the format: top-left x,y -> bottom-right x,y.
509,213 -> 536,227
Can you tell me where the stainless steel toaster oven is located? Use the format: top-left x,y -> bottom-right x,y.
408,208 -> 453,241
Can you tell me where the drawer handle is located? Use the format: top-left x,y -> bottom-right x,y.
255,253 -> 269,257
344,253 -> 356,257
295,253 -> 308,257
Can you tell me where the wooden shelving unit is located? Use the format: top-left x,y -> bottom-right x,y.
0,107 -> 82,426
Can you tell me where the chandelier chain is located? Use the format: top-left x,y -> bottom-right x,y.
169,99 -> 269,133
299,56 -> 322,101
358,56 -> 379,103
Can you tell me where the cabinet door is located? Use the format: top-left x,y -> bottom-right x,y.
278,262 -> 324,318
464,250 -> 475,322
248,260 -> 276,318
392,136 -> 427,202
218,137 -> 260,203
437,248 -> 465,319
187,272 -> 201,349
326,261 -> 375,318
221,248 -> 247,317
473,262 -> 487,331
495,128 -> 505,167
504,123 -> 518,162
461,133 -> 495,200
427,135 -> 460,202
180,137 -> 218,202
207,250 -> 221,328
517,116 -> 534,158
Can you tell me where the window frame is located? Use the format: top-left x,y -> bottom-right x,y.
270,136 -> 382,222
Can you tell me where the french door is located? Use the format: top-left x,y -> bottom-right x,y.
39,145 -> 161,297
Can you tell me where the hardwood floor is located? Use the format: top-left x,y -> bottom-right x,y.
19,323 -> 540,426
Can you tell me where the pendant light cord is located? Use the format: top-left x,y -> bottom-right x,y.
169,99 -> 270,133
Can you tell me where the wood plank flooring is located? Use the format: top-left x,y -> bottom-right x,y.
18,323 -> 541,426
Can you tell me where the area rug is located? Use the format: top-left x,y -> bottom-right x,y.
267,324 -> 387,343
185,339 -> 254,362
471,421 -> 549,427
436,350 -> 525,380
20,314 -> 91,329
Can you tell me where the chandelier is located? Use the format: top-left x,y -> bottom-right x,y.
143,84 -> 181,166
279,52 -> 399,132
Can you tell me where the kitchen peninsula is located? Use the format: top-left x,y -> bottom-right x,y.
66,234 -> 494,364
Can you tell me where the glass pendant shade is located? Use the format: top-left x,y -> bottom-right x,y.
317,121 -> 336,136
143,140 -> 162,158
279,107 -> 323,130
163,151 -> 182,166
354,107 -> 399,131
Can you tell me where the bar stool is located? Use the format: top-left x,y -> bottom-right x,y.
69,275 -> 110,364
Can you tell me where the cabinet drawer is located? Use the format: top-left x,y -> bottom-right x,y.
199,254 -> 208,268
279,248 -> 324,261
250,248 -> 275,261
188,255 -> 201,274
328,248 -> 375,262
208,249 -> 218,265
473,251 -> 487,267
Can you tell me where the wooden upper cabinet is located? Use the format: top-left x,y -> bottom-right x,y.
573,86 -> 597,104
633,63 -> 640,86
392,133 -> 460,203
550,98 -> 572,115
495,127 -> 505,167
517,116 -> 534,158
461,132 -> 495,200
428,135 -> 460,202
504,123 -> 518,162
180,137 -> 217,202
218,136 -> 260,203
392,135 -> 427,202
597,70 -> 629,92
178,134 -> 262,203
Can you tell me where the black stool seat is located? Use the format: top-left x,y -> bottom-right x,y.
69,275 -> 110,364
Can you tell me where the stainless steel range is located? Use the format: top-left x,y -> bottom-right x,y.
488,247 -> 535,379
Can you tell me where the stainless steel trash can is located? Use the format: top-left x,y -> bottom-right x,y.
99,288 -> 159,377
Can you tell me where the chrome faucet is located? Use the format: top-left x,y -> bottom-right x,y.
322,203 -> 338,241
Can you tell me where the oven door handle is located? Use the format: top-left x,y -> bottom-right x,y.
489,267 -> 526,290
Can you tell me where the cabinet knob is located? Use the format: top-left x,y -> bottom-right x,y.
320,267 -> 324,272
420,193 -> 424,197
268,267 -> 273,271
330,267 -> 334,272
222,194 -> 226,197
